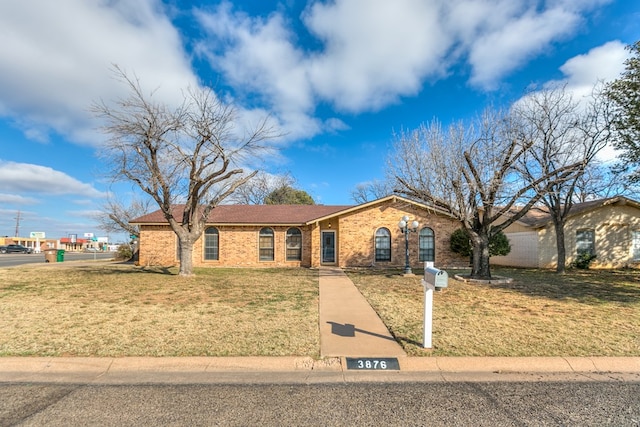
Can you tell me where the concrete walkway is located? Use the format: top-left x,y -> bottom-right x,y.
318,267 -> 406,358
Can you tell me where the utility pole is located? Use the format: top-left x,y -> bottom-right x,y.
14,211 -> 21,237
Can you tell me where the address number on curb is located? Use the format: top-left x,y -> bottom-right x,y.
346,357 -> 400,370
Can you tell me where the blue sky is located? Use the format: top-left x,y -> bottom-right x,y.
0,0 -> 639,242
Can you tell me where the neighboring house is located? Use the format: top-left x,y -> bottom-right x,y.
492,196 -> 640,269
129,195 -> 468,269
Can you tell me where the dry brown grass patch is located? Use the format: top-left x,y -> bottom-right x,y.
347,267 -> 640,357
0,264 -> 319,357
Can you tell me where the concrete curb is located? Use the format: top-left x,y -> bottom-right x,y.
1,356 -> 639,383
398,356 -> 640,373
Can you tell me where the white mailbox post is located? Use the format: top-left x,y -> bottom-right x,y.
420,263 -> 448,348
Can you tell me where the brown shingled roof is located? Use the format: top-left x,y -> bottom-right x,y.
512,196 -> 640,228
130,204 -> 353,225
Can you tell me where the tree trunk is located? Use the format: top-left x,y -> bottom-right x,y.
470,234 -> 492,279
554,218 -> 567,274
178,238 -> 195,277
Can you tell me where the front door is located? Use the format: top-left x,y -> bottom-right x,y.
321,231 -> 336,264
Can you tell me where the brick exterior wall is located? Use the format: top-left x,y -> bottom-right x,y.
139,225 -> 176,266
333,199 -> 465,269
139,225 -> 313,268
138,199 -> 467,269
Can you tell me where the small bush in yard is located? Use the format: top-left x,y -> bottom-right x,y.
450,228 -> 511,257
115,243 -> 133,260
572,252 -> 597,269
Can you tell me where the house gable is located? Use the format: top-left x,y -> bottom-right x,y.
331,196 -> 463,268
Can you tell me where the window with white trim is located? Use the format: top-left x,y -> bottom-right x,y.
632,230 -> 640,261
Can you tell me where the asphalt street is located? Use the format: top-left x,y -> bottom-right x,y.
2,380 -> 639,426
0,252 -> 114,268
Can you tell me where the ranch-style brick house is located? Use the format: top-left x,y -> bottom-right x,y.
492,196 -> 640,269
130,195 -> 467,269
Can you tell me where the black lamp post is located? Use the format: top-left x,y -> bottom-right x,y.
398,215 -> 419,275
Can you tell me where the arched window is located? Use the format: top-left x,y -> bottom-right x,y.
375,228 -> 391,262
419,227 -> 435,262
204,227 -> 219,261
286,228 -> 302,261
259,227 -> 274,261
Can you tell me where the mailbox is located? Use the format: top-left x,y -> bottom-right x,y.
424,266 -> 448,289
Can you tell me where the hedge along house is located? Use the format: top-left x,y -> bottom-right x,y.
491,196 -> 640,269
129,195 -> 467,269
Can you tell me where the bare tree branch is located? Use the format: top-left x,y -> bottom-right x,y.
93,66 -> 279,276
389,105 -> 588,279
512,83 -> 612,273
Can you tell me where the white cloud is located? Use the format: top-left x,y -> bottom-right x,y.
195,0 -> 614,129
516,40 -> 630,163
195,5 -> 323,141
0,161 -> 104,198
557,40 -> 630,95
0,0 -> 621,152
198,7 -> 313,111
304,0 -> 451,111
447,0 -> 613,89
0,193 -> 38,205
66,209 -> 104,219
559,40 -> 630,162
467,6 -> 581,89
0,0 -> 198,146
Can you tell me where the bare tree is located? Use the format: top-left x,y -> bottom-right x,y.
573,162 -> 640,202
350,179 -> 395,203
97,193 -> 154,239
573,162 -> 615,202
513,83 -> 612,273
93,67 -> 277,276
230,172 -> 296,204
389,108 -> 581,279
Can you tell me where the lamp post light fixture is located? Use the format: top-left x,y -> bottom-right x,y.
398,215 -> 419,275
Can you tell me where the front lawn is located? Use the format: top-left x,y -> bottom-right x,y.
0,265 -> 319,357
1,264 -> 638,358
348,267 -> 640,357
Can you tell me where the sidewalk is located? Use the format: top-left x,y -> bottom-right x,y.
1,356 -> 639,384
318,267 -> 406,358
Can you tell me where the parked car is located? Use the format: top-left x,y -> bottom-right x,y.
0,244 -> 33,254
